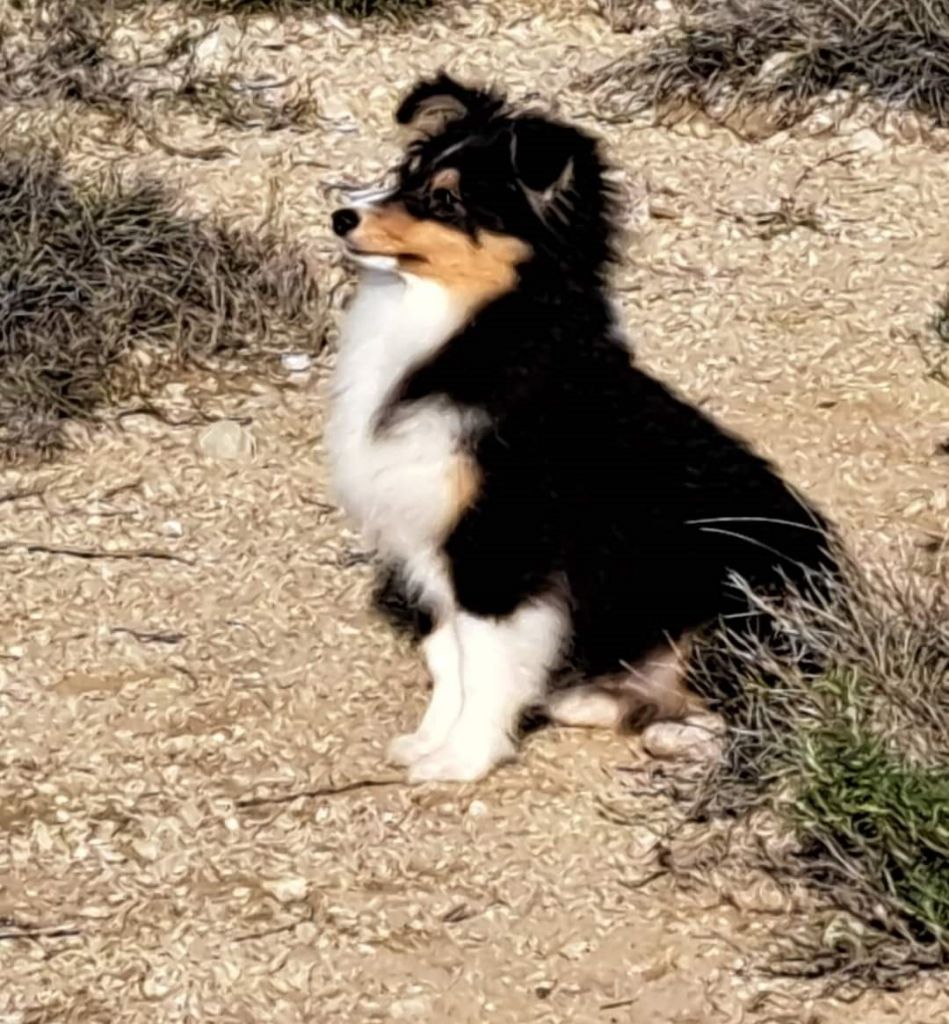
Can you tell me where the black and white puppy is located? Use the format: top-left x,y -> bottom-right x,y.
327,74 -> 836,783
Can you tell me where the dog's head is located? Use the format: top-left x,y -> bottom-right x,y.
332,74 -> 616,301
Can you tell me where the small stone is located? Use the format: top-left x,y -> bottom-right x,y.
263,877 -> 309,903
179,799 -> 203,829
642,714 -> 725,762
79,905 -> 112,919
132,838 -> 159,862
648,198 -> 678,220
141,974 -> 172,999
194,29 -> 222,63
281,352 -> 312,373
161,519 -> 184,538
467,800 -> 488,818
389,996 -> 431,1020
851,127 -> 885,155
197,420 -> 255,461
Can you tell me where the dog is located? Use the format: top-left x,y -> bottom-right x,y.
326,73 -> 836,783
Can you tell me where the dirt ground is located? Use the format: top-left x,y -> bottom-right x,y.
2,1 -> 948,1021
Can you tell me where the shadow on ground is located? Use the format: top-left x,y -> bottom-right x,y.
0,148 -> 321,461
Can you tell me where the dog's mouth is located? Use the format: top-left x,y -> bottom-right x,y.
341,241 -> 428,265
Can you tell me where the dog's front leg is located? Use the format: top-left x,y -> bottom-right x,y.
407,599 -> 566,783
387,620 -> 463,766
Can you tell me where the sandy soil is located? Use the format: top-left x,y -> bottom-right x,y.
1,2 -> 948,1021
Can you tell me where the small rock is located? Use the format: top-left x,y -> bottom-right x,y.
648,198 -> 678,220
179,799 -> 203,829
194,28 -> 223,63
263,877 -> 309,904
132,838 -> 159,862
161,519 -> 184,538
281,352 -> 312,373
197,420 -> 255,461
467,799 -> 488,818
851,127 -> 885,155
140,973 -> 172,999
642,714 -> 725,762
560,939 -> 592,961
79,905 -> 112,919
389,996 -> 431,1020
252,13 -> 278,35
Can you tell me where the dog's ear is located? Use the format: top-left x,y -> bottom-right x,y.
396,73 -> 500,136
510,117 -> 582,195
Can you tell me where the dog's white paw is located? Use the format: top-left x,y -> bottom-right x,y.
386,730 -> 441,767
406,734 -> 516,784
641,714 -> 725,763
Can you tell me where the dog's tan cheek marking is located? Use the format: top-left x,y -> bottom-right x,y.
397,223 -> 531,312
352,206 -> 530,311
440,454 -> 481,536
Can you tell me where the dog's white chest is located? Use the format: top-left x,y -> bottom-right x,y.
326,273 -> 472,566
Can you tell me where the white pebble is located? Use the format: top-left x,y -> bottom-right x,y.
264,877 -> 309,904
281,352 -> 312,373
161,519 -> 184,538
197,420 -> 255,461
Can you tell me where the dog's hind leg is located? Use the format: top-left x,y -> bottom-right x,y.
547,635 -> 698,731
547,635 -> 724,760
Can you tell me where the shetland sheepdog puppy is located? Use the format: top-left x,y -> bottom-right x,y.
327,74 -> 836,783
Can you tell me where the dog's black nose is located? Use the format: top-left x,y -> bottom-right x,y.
332,208 -> 360,237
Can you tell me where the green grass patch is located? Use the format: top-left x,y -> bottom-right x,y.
674,566 -> 949,991
792,719 -> 949,947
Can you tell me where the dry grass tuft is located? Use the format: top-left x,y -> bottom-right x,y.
934,296 -> 949,346
672,563 -> 949,992
911,292 -> 949,394
0,2 -> 126,111
585,0 -> 949,135
0,147 -> 321,461
595,0 -> 661,33
188,0 -> 436,15
1,1 -> 329,132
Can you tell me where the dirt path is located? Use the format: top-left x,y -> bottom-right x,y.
1,2 -> 947,1021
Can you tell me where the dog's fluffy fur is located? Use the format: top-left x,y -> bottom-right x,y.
327,74 -> 836,782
